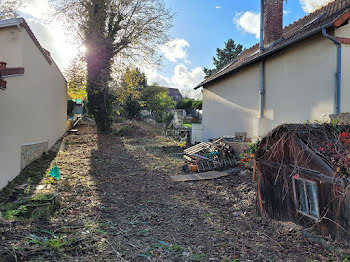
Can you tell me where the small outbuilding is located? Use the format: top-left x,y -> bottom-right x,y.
256,124 -> 350,242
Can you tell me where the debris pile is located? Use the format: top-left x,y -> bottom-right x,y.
183,138 -> 237,173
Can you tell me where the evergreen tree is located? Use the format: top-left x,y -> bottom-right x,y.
203,39 -> 244,78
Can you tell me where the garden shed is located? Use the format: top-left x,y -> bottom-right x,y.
256,124 -> 350,242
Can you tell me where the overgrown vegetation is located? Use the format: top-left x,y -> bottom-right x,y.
176,98 -> 202,111
113,67 -> 147,119
141,85 -> 176,123
27,230 -> 66,250
0,193 -> 57,220
65,56 -> 87,100
240,142 -> 258,167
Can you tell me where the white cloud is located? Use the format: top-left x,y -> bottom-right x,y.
216,6 -> 222,9
18,0 -> 80,70
234,11 -> 260,39
19,0 -> 53,19
26,19 -> 79,69
299,0 -> 334,13
159,39 -> 190,63
145,64 -> 205,99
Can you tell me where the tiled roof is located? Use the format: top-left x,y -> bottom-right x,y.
196,0 -> 350,89
0,62 -> 25,90
0,67 -> 25,77
167,87 -> 183,98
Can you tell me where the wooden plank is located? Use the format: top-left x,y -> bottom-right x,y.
170,171 -> 230,182
183,155 -> 194,162
184,142 -> 211,155
171,168 -> 241,182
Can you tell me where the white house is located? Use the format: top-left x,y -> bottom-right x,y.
196,0 -> 350,141
0,18 -> 67,190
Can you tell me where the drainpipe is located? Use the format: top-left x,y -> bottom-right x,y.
322,28 -> 342,114
259,0 -> 265,118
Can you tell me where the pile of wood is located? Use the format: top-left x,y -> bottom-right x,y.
183,138 -> 237,173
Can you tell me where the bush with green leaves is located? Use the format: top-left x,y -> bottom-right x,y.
141,85 -> 176,123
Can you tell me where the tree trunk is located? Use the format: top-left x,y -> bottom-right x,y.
85,36 -> 114,132
85,0 -> 114,133
87,86 -> 113,133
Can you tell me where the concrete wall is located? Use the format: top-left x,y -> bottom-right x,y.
202,64 -> 260,141
191,123 -> 203,145
0,25 -> 67,190
202,28 -> 346,141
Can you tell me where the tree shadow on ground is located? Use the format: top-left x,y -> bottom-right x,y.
1,121 -> 348,261
86,123 -> 293,261
0,139 -> 64,261
87,124 -> 245,261
88,122 -> 350,261
0,139 -> 63,203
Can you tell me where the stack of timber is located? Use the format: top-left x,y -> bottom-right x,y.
183,138 -> 237,173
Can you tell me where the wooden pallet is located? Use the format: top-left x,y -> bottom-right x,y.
196,157 -> 237,172
184,138 -> 223,155
184,142 -> 212,155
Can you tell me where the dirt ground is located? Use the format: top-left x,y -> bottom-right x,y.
0,120 -> 349,262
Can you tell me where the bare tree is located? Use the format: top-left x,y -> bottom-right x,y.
0,0 -> 24,19
53,0 -> 173,132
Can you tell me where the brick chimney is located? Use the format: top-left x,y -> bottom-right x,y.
264,0 -> 283,45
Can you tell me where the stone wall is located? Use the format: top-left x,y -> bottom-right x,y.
21,141 -> 48,170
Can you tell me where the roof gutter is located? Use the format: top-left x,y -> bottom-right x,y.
0,18 -> 22,30
322,28 -> 342,114
195,21 -> 335,90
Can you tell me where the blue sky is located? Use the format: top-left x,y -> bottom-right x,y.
147,0 -> 332,97
15,0 -> 334,98
164,0 -> 306,70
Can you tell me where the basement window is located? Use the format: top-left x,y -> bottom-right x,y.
292,177 -> 319,220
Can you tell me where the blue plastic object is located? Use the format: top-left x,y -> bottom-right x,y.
50,166 -> 60,180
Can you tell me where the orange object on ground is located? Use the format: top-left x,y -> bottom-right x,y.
252,159 -> 256,182
189,164 -> 198,172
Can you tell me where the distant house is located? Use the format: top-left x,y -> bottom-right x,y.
0,18 -> 67,190
196,0 -> 350,141
167,87 -> 183,101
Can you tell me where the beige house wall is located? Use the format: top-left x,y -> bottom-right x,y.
202,64 -> 260,141
263,34 -> 337,135
0,27 -> 23,67
0,25 -> 67,190
202,25 -> 350,141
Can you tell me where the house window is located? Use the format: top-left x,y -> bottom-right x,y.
292,177 -> 319,219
